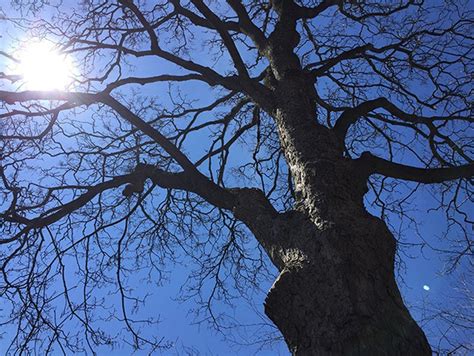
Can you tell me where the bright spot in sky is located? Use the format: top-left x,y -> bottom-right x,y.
423,285 -> 430,291
15,41 -> 75,91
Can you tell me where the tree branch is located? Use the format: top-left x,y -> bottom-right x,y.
333,97 -> 472,139
226,0 -> 267,50
359,152 -> 474,184
118,0 -> 160,51
294,0 -> 340,19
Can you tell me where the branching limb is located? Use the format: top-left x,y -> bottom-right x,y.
226,0 -> 267,50
333,97 -> 472,139
358,152 -> 474,184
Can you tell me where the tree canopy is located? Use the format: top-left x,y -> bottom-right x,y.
0,0 -> 472,354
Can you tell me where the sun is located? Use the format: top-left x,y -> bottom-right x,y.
15,41 -> 75,91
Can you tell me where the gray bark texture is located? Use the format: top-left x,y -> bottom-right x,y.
247,41 -> 432,353
257,113 -> 432,354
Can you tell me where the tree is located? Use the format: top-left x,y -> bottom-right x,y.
418,266 -> 474,355
0,0 -> 472,354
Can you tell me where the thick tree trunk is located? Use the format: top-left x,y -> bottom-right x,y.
256,82 -> 431,354
263,209 -> 431,355
248,25 -> 433,349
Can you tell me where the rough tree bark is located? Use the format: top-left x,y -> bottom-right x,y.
263,208 -> 432,355
249,5 -> 432,353
242,79 -> 431,355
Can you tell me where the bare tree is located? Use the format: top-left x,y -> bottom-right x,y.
0,0 -> 472,354
418,266 -> 474,355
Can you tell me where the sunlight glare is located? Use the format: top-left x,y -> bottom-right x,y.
16,41 -> 75,91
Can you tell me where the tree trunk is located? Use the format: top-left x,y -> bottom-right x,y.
263,209 -> 431,355
257,85 -> 432,353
